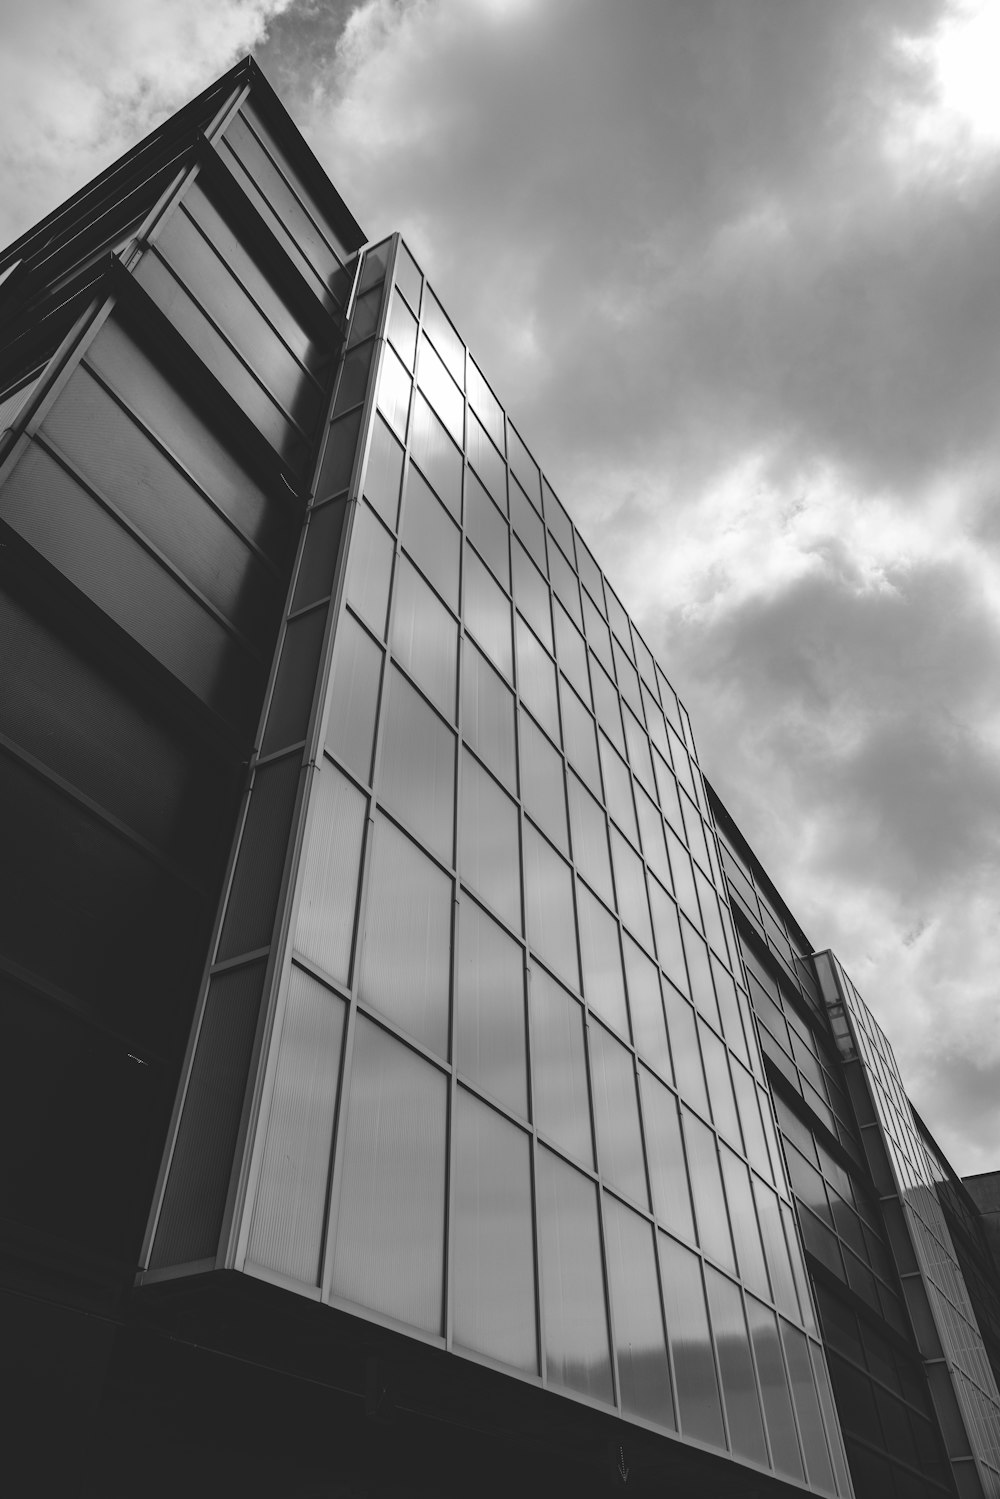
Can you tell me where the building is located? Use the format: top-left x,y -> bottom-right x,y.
0,55 -> 998,1499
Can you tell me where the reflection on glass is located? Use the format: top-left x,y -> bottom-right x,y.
464,545 -> 512,680
510,480 -> 546,573
659,1233 -> 727,1447
544,480 -> 575,565
468,410 -> 507,511
295,762 -> 366,984
663,984 -> 708,1118
648,878 -> 689,997
363,415 -> 403,530
529,966 -> 593,1165
642,682 -> 669,757
466,469 -> 510,588
422,286 -> 465,383
387,290 -> 417,369
700,1023 -> 741,1146
537,1147 -> 614,1404
390,557 -> 457,719
623,706 -> 655,794
634,783 -> 670,887
461,639 -> 516,790
711,955 -> 751,1069
455,897 -> 526,1116
810,1343 -> 852,1495
467,355 -> 504,449
458,749 -> 520,930
745,1297 -> 805,1481
720,1148 -> 771,1301
600,736 -> 638,846
683,1109 -> 736,1273
410,393 -> 462,519
640,1069 -> 695,1242
590,1021 -> 647,1206
512,540 -> 552,650
416,333 -> 463,444
378,666 -> 455,862
605,587 -> 632,654
394,239 -> 422,315
780,1321 -> 835,1492
376,343 -> 411,440
583,590 -> 613,672
654,746 -> 686,835
548,541 -> 582,630
611,830 -> 654,952
562,687 -> 602,794
358,816 -> 451,1058
515,618 -> 560,743
345,502 -> 393,637
590,658 -> 625,753
695,865 -> 729,962
553,599 -> 590,702
604,1194 -> 674,1427
730,1061 -> 770,1178
577,884 -> 628,1036
624,937 -> 671,1081
615,642 -> 643,718
507,420 -> 541,506
326,611 -> 382,783
704,1267 -> 769,1465
332,1016 -> 446,1332
400,464 -> 460,610
453,1090 -> 537,1372
519,710 -> 568,853
753,1177 -> 801,1321
666,824 -> 700,924
523,823 -> 578,990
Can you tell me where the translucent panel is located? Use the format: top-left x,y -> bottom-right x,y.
466,469 -> 510,587
549,540 -> 582,630
553,599 -> 590,702
400,464 -> 460,610
326,611 -> 382,783
387,289 -> 417,369
700,1023 -> 741,1146
416,333 -> 463,443
583,589 -> 613,671
422,286 -> 465,383
640,1070 -> 695,1242
567,774 -> 614,906
623,707 -> 655,796
537,1148 -> 614,1404
376,343 -> 411,440
577,885 -> 629,1036
378,666 -> 455,861
512,540 -> 553,651
712,955 -> 751,1069
247,968 -> 346,1284
458,750 -> 521,930
782,1201 -> 816,1333
464,545 -> 513,679
522,823 -> 579,990
604,1194 -> 675,1427
337,345 -> 376,414
455,898 -> 527,1116
611,830 -> 654,952
704,1268 -> 769,1465
394,240 -> 422,314
642,682 -> 669,757
514,618 -> 560,743
781,1321 -> 836,1492
410,393 -> 462,519
461,639 -> 516,790
507,421 -> 541,506
634,783 -> 671,888
683,1110 -> 736,1273
293,496 -> 347,610
600,737 -> 638,846
390,556 -> 457,719
467,411 -> 507,511
590,658 -> 625,753
624,938 -> 671,1082
359,238 -> 391,289
659,1233 -> 727,1447
467,355 -> 504,450
359,817 -> 451,1058
261,606 -> 325,754
745,1298 -> 805,1480
519,711 -> 568,853
510,480 -> 547,574
332,1016 -> 446,1332
663,984 -> 708,1117
666,827 -> 700,924
614,641 -> 643,718
654,747 -> 686,835
561,685 -> 601,794
529,966 -> 593,1165
730,1061 -> 771,1177
753,1177 -> 802,1320
681,918 -> 722,1031
346,502 -> 394,638
453,1090 -> 536,1371
349,286 -> 382,344
363,415 -> 404,531
720,1148 -> 771,1301
295,763 -> 366,984
590,1021 -> 647,1205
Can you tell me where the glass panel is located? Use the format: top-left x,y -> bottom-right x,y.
345,502 -> 394,637
326,611 -> 382,783
583,590 -> 613,671
416,332 -> 463,443
464,545 -> 513,679
642,682 -> 669,757
507,421 -> 541,506
455,897 -> 527,1116
510,479 -> 547,573
458,749 -> 521,930
363,415 -> 404,531
522,823 -> 579,990
600,736 -> 638,845
561,685 -> 601,794
623,707 -> 655,796
529,966 -> 593,1166
712,956 -> 751,1069
604,1194 -> 675,1428
590,1021 -> 647,1206
654,747 -> 686,836
640,1069 -> 695,1242
461,639 -> 516,790
467,355 -> 504,449
410,393 -> 462,519
537,1147 -> 614,1404
466,469 -> 510,587
376,343 -> 411,440
667,828 -> 700,924
377,666 -> 455,862
611,830 -> 654,952
295,763 -> 366,984
422,286 -> 464,383
781,1321 -> 836,1492
387,289 -> 417,369
577,884 -> 628,1037
453,1090 -> 536,1371
400,464 -> 460,610
590,657 -> 625,753
553,600 -> 590,702
544,480 -> 575,561
519,711 -> 568,853
332,1016 -> 446,1332
512,540 -> 552,650
683,1110 -> 736,1273
349,286 -> 382,343
730,1061 -> 771,1177
648,878 -> 689,996
515,618 -> 560,743
811,1343 -> 853,1496
659,1233 -> 727,1447
720,1148 -> 771,1301
247,967 -> 346,1284
567,773 -> 614,906
663,984 -> 708,1117
614,642 -> 643,717
696,866 -> 729,961
358,817 -> 451,1058
467,410 -> 507,511
704,1268 -> 769,1465
548,540 -> 582,630
624,937 -> 671,1081
745,1297 -> 805,1480
634,783 -> 670,887
605,586 -> 632,652
390,556 -> 457,719
682,918 -> 722,1028
754,1177 -> 802,1320
394,240 -> 422,313
700,1023 -> 741,1146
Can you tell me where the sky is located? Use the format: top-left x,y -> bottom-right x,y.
2,0 -> 999,1178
